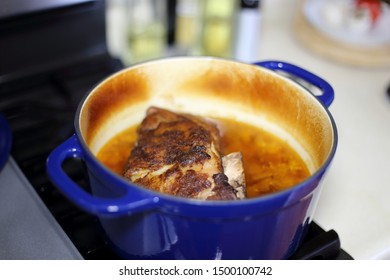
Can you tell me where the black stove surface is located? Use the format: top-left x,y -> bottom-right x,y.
0,0 -> 353,261
0,54 -> 122,259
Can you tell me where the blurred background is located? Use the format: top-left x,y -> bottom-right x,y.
106,0 -> 263,64
106,0 -> 390,67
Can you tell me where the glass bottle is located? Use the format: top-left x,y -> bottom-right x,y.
125,0 -> 167,64
200,0 -> 238,58
175,0 -> 203,55
234,0 -> 262,62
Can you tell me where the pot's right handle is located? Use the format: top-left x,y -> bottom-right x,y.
46,135 -> 160,217
254,61 -> 334,107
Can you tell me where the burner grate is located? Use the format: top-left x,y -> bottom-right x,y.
0,55 -> 123,260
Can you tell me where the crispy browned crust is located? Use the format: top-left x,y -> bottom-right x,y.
123,107 -> 238,200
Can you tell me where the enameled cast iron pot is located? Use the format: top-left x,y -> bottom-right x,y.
47,57 -> 337,259
0,114 -> 12,172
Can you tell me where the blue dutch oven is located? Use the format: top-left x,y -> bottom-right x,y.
47,57 -> 337,259
0,114 -> 12,172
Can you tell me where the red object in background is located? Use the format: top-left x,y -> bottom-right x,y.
356,0 -> 382,23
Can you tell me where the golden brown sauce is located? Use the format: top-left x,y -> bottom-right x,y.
96,118 -> 310,198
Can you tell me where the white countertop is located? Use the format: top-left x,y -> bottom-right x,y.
258,0 -> 390,260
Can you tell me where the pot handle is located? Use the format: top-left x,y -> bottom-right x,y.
254,61 -> 334,107
46,135 -> 160,217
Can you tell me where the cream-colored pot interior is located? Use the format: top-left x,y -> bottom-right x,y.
79,57 -> 334,174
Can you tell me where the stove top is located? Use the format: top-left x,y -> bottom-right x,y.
0,0 -> 353,260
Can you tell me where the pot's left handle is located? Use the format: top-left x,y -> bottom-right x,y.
254,61 -> 334,107
46,135 -> 159,217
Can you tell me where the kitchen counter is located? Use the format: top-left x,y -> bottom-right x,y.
258,0 -> 390,259
0,158 -> 82,260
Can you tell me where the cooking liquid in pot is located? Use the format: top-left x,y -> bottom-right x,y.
97,118 -> 310,198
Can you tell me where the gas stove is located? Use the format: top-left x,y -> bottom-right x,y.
0,0 -> 352,260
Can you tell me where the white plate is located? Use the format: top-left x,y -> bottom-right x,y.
304,0 -> 390,47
